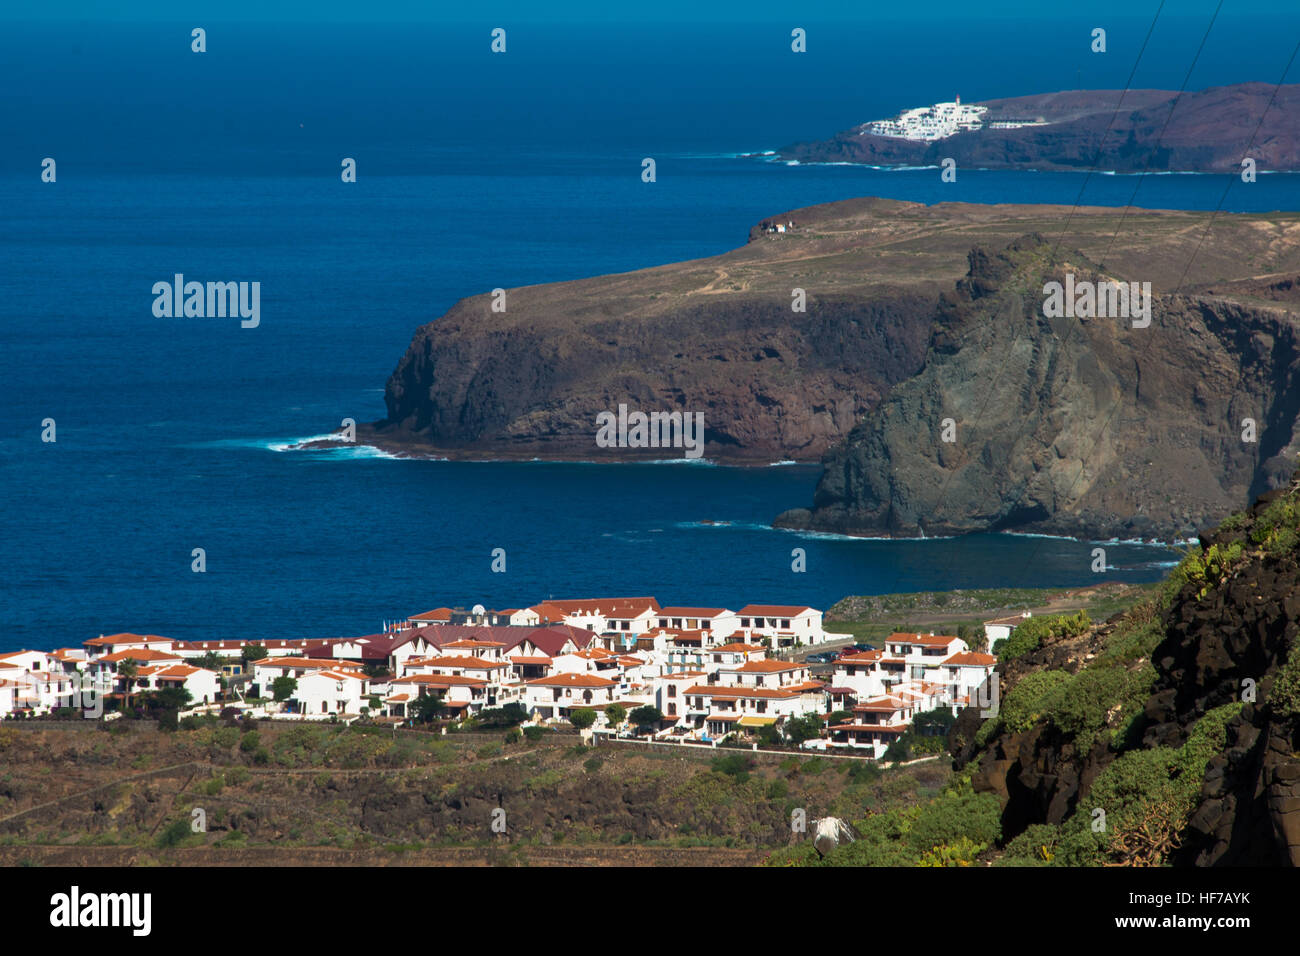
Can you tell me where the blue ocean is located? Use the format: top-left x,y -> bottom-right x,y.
2,13 -> 1297,649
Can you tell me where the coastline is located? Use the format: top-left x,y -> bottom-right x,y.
744,151 -> 1300,176
291,427 -> 824,468
282,432 -> 1182,551
771,83 -> 1300,175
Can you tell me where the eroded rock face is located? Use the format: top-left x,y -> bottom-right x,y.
370,198 -> 1300,472
375,291 -> 934,462
952,613 -> 1116,838
1182,716 -> 1299,866
1141,491 -> 1300,866
777,237 -> 1300,542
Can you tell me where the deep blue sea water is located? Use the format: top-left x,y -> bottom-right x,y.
2,15 -> 1298,649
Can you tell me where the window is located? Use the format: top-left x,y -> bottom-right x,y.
781,619 -> 790,629
668,685 -> 677,697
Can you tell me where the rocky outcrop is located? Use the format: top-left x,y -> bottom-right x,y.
370,197 -> 982,462
953,480 -> 1300,866
375,288 -> 934,462
776,235 -> 1300,542
780,83 -> 1300,173
950,610 -> 1117,835
1144,486 -> 1300,865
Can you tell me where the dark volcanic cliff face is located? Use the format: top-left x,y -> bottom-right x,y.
370,196 -> 1023,462
378,290 -> 934,461
776,236 -> 1300,542
780,83 -> 1300,173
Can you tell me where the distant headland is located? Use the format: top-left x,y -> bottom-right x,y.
362,195 -> 1300,541
775,83 -> 1300,173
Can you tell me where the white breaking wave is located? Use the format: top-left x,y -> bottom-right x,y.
266,433 -> 345,452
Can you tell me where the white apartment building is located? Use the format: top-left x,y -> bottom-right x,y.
736,605 -> 826,647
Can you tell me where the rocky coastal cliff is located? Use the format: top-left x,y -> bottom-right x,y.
775,234 -> 1300,542
372,195 -> 1300,539
370,197 -> 961,462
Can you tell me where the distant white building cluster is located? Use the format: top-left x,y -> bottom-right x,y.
818,634 -> 996,757
863,95 -> 1049,142
0,594 -> 1010,760
0,635 -> 220,720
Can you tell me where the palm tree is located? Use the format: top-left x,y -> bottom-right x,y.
117,660 -> 138,712
412,690 -> 447,724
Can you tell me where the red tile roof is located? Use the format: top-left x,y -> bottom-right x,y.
97,648 -> 183,664
408,655 -> 507,670
539,597 -> 660,618
84,633 -> 173,647
854,701 -> 904,712
525,672 -> 618,688
409,608 -> 454,621
945,651 -> 997,666
137,663 -> 211,679
838,649 -> 886,663
507,655 -> 553,666
733,659 -> 804,673
887,632 -> 959,647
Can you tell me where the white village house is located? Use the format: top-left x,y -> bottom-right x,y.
984,612 -> 1032,652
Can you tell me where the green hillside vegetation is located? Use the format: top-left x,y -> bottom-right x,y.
775,478 -> 1300,866
766,771 -> 1002,867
